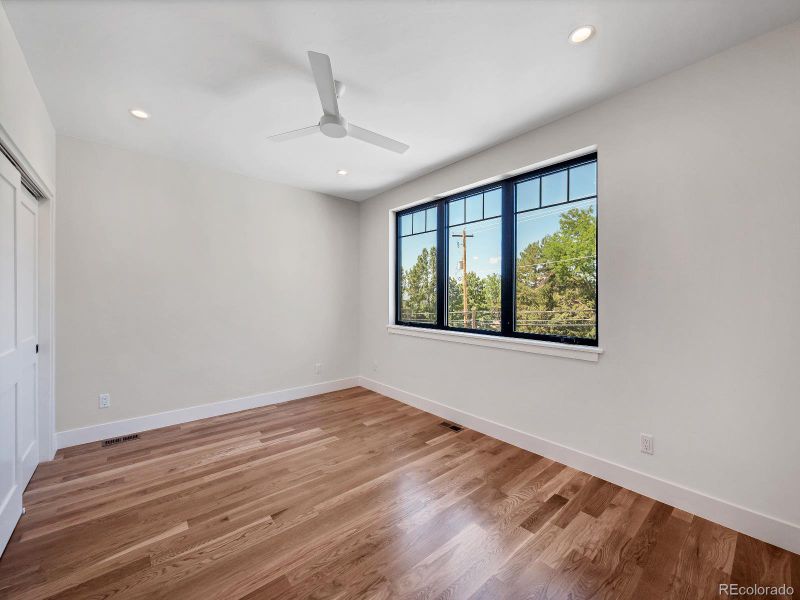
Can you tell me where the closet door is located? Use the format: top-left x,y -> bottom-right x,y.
0,152 -> 38,556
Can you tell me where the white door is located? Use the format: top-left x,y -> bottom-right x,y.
0,152 -> 38,555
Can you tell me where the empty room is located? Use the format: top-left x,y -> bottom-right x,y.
0,0 -> 798,598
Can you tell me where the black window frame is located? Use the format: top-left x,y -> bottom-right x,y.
395,152 -> 598,347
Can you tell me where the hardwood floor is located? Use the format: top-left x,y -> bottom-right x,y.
0,386 -> 796,599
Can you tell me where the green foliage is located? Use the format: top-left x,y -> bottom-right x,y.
516,205 -> 597,338
400,246 -> 436,323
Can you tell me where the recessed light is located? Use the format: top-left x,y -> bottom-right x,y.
129,108 -> 150,120
336,169 -> 348,176
569,25 -> 595,44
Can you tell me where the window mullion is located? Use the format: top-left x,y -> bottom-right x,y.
395,228 -> 402,324
500,180 -> 515,335
436,200 -> 446,329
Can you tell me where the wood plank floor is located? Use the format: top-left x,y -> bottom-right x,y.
0,387 -> 796,599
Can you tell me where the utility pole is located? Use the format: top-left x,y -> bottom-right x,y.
452,228 -> 473,327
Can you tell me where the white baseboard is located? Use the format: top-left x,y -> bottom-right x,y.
357,376 -> 800,555
56,377 -> 359,450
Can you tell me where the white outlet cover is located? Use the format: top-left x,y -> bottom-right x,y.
640,433 -> 654,455
99,393 -> 111,408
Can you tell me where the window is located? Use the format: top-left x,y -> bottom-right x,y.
395,153 -> 597,346
515,161 -> 597,340
397,205 -> 438,324
447,188 -> 502,331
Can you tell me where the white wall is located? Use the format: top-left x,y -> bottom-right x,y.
56,136 -> 359,432
0,1 -> 55,195
359,20 -> 800,539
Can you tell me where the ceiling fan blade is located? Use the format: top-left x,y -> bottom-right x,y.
307,51 -> 340,117
348,124 -> 409,154
267,125 -> 319,142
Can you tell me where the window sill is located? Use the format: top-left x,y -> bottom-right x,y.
387,324 -> 602,362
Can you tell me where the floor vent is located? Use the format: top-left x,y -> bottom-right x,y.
102,434 -> 140,447
439,421 -> 464,432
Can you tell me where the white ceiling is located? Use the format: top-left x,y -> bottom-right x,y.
5,1 -> 800,201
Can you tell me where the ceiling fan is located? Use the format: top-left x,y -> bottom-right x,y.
268,51 -> 409,154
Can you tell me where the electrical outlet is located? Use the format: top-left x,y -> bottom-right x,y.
640,433 -> 654,455
98,393 -> 111,409
314,363 -> 322,375
372,360 -> 378,372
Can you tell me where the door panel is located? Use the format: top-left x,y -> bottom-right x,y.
19,197 -> 36,342
17,192 -> 38,486
0,385 -> 19,500
0,386 -> 16,501
0,180 -> 13,358
17,364 -> 37,482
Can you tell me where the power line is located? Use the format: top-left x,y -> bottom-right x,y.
524,254 -> 596,268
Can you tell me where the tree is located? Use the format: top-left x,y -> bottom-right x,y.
400,246 -> 436,322
516,205 -> 597,338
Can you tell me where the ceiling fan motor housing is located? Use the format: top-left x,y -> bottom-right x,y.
319,114 -> 348,138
